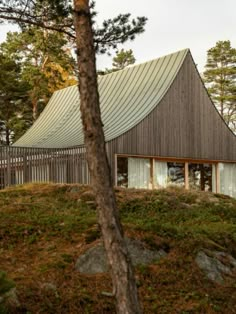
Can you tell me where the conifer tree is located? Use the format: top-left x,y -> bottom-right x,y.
1,28 -> 77,121
112,48 -> 136,70
0,53 -> 30,144
204,40 -> 236,132
0,1 -> 145,311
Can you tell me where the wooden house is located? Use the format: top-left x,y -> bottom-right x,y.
1,49 -> 235,197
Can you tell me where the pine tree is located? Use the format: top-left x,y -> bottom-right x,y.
1,28 -> 77,121
0,1 -> 145,311
203,41 -> 236,132
112,49 -> 136,70
98,49 -> 136,75
0,0 -> 147,55
0,53 -> 31,145
73,2 -> 141,312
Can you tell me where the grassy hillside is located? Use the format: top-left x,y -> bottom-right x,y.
0,184 -> 236,313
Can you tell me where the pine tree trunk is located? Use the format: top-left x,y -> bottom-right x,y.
32,99 -> 37,121
73,1 -> 142,313
5,127 -> 10,146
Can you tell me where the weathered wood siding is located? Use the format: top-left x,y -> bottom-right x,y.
106,52 -> 236,177
0,146 -> 90,188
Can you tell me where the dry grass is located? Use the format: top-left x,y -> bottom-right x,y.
0,183 -> 236,313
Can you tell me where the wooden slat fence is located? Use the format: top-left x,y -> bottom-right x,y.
0,146 -> 90,189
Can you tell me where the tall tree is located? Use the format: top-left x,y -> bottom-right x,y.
112,48 -> 136,70
1,28 -> 77,120
0,0 -> 147,55
73,1 -> 141,312
0,53 -> 30,145
0,0 -> 146,311
203,40 -> 236,132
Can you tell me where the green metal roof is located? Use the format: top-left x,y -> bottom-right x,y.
14,49 -> 189,148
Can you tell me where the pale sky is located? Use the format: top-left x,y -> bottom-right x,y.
0,0 -> 235,72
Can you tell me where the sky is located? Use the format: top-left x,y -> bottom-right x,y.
0,0 -> 235,73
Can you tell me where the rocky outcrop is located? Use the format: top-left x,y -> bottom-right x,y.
75,238 -> 167,274
195,250 -> 236,284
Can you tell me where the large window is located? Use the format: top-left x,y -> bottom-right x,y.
116,156 -> 232,196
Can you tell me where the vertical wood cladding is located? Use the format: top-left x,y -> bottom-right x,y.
106,52 -> 236,176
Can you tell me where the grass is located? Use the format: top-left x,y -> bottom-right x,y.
0,183 -> 236,313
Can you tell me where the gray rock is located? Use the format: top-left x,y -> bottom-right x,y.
75,238 -> 167,274
195,251 -> 236,284
76,244 -> 108,274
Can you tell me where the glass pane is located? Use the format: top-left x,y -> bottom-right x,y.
219,163 -> 236,198
154,161 -> 168,188
128,158 -> 150,189
188,163 -> 212,191
167,162 -> 185,186
212,164 -> 216,193
117,157 -> 128,188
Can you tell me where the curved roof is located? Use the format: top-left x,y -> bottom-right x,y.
14,49 -> 189,148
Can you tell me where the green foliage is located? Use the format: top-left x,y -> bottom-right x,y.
0,53 -> 31,144
112,49 -> 136,70
203,41 -> 236,132
120,188 -> 236,247
98,49 -> 136,75
0,184 -> 97,246
0,1 -> 147,55
1,28 -> 77,122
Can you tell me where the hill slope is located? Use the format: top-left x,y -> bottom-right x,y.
0,184 -> 236,313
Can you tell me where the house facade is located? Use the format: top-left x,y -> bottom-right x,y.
1,49 -> 235,197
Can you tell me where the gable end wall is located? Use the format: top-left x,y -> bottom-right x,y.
106,52 -> 236,174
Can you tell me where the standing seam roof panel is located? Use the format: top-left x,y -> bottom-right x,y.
14,49 -> 189,148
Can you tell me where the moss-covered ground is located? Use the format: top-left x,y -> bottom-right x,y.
0,184 -> 236,313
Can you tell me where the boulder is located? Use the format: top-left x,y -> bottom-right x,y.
195,250 -> 236,284
75,238 -> 167,274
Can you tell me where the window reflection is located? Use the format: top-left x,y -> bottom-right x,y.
117,157 -> 128,188
188,163 -> 212,191
167,162 -> 185,186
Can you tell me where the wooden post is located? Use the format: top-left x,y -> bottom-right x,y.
6,147 -> 11,187
185,162 -> 189,190
149,158 -> 153,189
114,154 -> 118,187
216,163 -> 220,193
152,158 -> 155,189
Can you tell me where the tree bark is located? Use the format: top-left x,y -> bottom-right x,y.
73,1 -> 142,313
5,127 -> 10,146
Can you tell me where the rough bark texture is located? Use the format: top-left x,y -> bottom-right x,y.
73,1 -> 142,313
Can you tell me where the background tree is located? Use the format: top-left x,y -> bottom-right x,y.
98,49 -> 136,75
1,28 -> 77,121
203,40 -> 236,132
0,53 -> 30,145
112,48 -> 136,70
